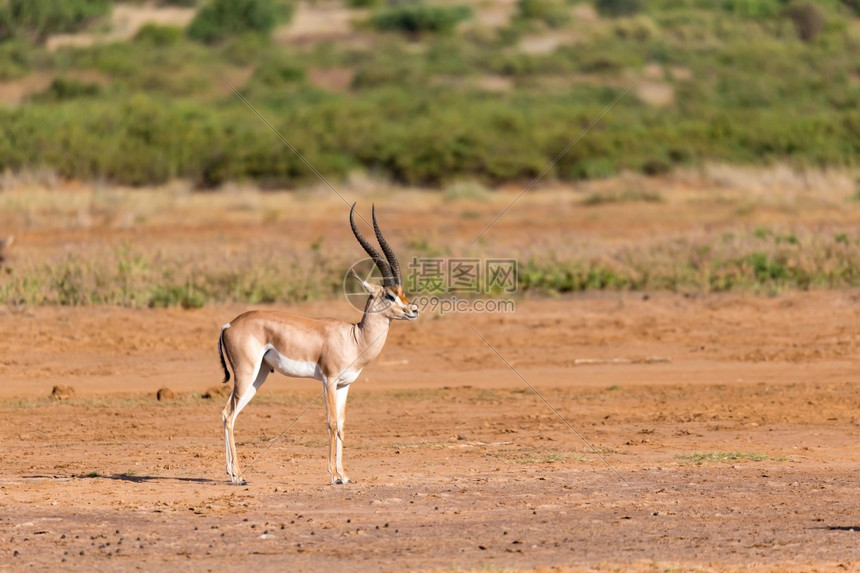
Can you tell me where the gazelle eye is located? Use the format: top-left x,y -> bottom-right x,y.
384,291 -> 396,302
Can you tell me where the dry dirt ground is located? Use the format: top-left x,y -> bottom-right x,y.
1,178 -> 859,571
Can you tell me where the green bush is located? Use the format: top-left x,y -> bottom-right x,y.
219,32 -> 272,66
0,1 -> 859,188
841,0 -> 860,15
369,2 -> 473,36
517,0 -> 570,28
249,55 -> 306,89
32,77 -> 102,101
134,23 -> 184,46
0,6 -> 14,43
347,0 -> 381,7
8,0 -> 112,41
786,2 -> 825,42
594,0 -> 646,18
720,0 -> 784,18
187,0 -> 292,44
0,39 -> 38,80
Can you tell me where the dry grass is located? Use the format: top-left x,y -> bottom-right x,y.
2,166 -> 860,306
0,238 -> 347,307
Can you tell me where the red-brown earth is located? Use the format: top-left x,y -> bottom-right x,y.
0,179 -> 858,571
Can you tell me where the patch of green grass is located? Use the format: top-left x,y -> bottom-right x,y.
391,441 -> 449,450
443,180 -> 491,202
518,452 -> 587,464
149,283 -> 207,309
581,189 -> 664,206
675,451 -> 772,465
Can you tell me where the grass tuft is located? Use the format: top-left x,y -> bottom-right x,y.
675,451 -> 773,465
5,224 -> 860,306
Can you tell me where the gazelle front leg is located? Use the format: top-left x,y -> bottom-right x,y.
323,379 -> 350,485
334,383 -> 351,483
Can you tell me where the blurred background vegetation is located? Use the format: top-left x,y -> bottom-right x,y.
0,0 -> 858,189
2,0 -> 860,305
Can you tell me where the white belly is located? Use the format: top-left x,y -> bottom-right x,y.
263,347 -> 323,381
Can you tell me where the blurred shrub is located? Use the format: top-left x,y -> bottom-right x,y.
1,85 -> 858,188
786,2 -> 825,42
841,0 -> 860,15
219,32 -> 272,66
188,0 -> 292,44
8,0 -> 112,41
517,0 -> 570,28
31,77 -> 102,101
594,0 -> 646,18
250,56 -> 306,88
0,1 -> 859,188
720,0 -> 783,18
0,38 -> 36,80
134,23 -> 184,45
612,14 -> 659,41
149,284 -> 207,309
0,6 -> 14,43
369,2 -> 473,36
348,0 -> 381,7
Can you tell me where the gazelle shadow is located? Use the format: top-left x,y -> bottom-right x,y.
23,474 -> 217,484
103,474 -> 216,484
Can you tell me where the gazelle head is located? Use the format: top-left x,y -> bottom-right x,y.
350,204 -> 419,321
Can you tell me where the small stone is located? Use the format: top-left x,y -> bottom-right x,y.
156,387 -> 175,402
50,385 -> 75,400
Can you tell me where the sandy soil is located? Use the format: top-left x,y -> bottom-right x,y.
1,291 -> 858,572
1,181 -> 859,571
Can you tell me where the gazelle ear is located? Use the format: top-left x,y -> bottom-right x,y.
350,269 -> 376,294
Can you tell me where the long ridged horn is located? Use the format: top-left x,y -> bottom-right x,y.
350,203 -> 396,287
372,204 -> 402,286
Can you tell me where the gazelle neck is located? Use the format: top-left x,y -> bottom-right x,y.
352,299 -> 392,363
355,305 -> 390,340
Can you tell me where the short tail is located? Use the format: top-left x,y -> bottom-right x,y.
218,323 -> 231,384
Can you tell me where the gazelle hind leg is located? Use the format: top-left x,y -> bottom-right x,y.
222,393 -> 241,484
222,363 -> 270,485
